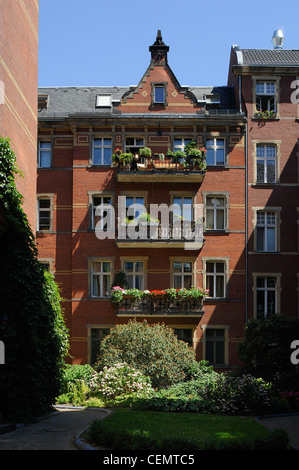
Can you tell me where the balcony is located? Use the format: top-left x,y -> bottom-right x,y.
111,287 -> 206,317
116,220 -> 204,249
114,146 -> 207,183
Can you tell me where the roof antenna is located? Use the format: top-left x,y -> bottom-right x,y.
272,29 -> 284,49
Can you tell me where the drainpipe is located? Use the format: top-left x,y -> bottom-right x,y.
238,73 -> 248,324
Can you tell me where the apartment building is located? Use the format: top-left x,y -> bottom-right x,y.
228,29 -> 299,323
0,0 -> 39,230
37,31 -> 248,369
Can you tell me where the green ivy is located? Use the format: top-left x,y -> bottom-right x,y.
0,136 -> 69,421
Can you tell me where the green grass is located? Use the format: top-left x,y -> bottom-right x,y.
87,408 -> 281,450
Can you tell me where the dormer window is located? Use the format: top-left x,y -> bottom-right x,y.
151,82 -> 167,106
256,81 -> 276,114
154,86 -> 165,103
96,94 -> 112,108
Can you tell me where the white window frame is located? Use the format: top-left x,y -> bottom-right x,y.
91,194 -> 113,231
255,276 -> 278,317
256,210 -> 277,252
206,137 -> 225,166
123,260 -> 145,290
256,81 -> 276,113
205,195 -> 227,231
172,260 -> 193,289
125,137 -> 145,153
204,259 -> 228,299
92,137 -> 112,166
38,141 -> 51,168
90,259 -> 112,298
173,137 -> 192,153
37,195 -> 54,231
256,144 -> 277,184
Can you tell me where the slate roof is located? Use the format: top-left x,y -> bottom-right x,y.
38,85 -> 236,119
239,48 -> 299,66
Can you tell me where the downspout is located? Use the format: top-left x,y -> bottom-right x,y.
239,73 -> 248,324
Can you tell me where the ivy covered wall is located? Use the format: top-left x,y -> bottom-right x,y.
0,136 -> 69,421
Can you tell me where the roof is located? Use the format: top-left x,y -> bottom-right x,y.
236,48 -> 299,66
38,85 -> 236,119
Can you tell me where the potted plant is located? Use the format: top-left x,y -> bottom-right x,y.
172,150 -> 185,165
112,148 -> 122,166
139,147 -> 152,158
119,152 -> 134,168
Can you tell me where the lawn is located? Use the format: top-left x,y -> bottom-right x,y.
87,408 -> 280,450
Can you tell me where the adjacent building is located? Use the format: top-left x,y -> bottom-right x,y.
228,29 -> 299,323
0,0 -> 39,230
37,30 -> 298,370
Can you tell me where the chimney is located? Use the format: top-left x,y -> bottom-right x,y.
272,29 -> 284,49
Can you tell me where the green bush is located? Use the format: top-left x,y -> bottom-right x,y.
60,364 -> 94,394
95,319 -> 196,389
239,315 -> 299,390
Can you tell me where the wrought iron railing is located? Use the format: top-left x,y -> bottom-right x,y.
117,221 -> 204,244
116,294 -> 204,316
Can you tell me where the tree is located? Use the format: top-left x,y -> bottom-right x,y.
95,319 -> 196,389
238,314 -> 299,390
0,136 -> 69,421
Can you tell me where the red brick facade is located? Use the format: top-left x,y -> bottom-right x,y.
0,0 -> 39,230
37,32 -> 298,369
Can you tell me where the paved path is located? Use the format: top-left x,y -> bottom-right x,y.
0,407 -> 109,450
258,414 -> 299,450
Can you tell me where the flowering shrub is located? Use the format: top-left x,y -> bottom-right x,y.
203,374 -> 272,415
90,363 -> 153,400
95,319 -> 196,389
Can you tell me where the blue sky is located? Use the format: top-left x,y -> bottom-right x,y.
38,0 -> 299,88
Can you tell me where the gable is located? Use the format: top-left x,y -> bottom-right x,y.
118,31 -> 199,114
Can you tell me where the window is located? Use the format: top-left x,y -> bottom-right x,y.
91,195 -> 113,231
124,261 -> 144,290
256,81 -> 276,113
206,197 -> 226,230
172,196 -> 193,222
256,144 -> 276,183
91,261 -> 111,298
154,86 -> 165,103
174,328 -> 193,347
205,261 -> 226,298
173,138 -> 192,153
173,261 -> 193,289
256,211 -> 277,252
90,328 -> 110,364
205,328 -> 225,365
92,138 -> 112,165
38,141 -> 51,168
206,138 -> 225,166
95,94 -> 111,108
125,196 -> 145,222
256,277 -> 277,317
37,198 -> 51,231
125,137 -> 144,155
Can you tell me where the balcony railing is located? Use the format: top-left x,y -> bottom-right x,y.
114,292 -> 205,317
116,159 -> 206,183
116,221 -> 204,249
